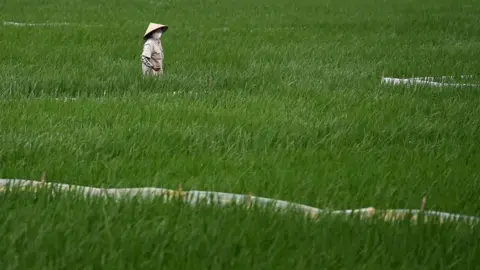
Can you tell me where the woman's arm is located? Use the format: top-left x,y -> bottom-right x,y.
141,42 -> 155,69
141,55 -> 154,69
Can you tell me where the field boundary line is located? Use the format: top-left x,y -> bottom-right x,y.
4,21 -> 302,31
1,178 -> 478,225
0,91 -> 201,102
381,74 -> 480,88
3,21 -> 103,27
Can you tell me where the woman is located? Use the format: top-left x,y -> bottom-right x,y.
141,22 -> 168,76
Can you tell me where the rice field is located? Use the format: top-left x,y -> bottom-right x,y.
1,0 -> 480,268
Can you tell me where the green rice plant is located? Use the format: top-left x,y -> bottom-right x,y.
1,0 -> 480,268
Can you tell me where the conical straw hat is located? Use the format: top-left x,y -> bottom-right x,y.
144,22 -> 168,37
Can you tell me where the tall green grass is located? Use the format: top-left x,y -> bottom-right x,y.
1,0 -> 480,268
0,189 -> 479,269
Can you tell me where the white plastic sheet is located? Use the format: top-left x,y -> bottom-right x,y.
381,75 -> 479,88
1,179 -> 478,224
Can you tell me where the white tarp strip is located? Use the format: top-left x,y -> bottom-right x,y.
381,75 -> 480,88
3,21 -> 102,27
1,179 -> 478,224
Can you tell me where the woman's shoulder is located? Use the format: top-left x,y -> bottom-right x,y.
144,38 -> 155,45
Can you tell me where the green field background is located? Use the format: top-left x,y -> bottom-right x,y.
1,0 -> 480,268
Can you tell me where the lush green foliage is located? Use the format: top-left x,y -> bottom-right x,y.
1,0 -> 480,268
